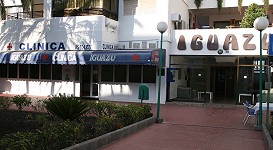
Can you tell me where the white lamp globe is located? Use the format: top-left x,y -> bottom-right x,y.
254,16 -> 269,31
157,22 -> 168,33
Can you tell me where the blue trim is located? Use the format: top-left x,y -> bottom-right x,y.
269,34 -> 273,56
0,50 -> 166,66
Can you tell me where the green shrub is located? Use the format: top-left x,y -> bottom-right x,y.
11,94 -> 31,111
35,121 -> 84,149
115,104 -> 152,126
240,3 -> 265,28
0,132 -> 36,150
33,114 -> 49,126
95,116 -> 118,136
0,97 -> 11,110
31,99 -> 46,113
88,101 -> 117,117
0,121 -> 84,150
44,94 -> 90,121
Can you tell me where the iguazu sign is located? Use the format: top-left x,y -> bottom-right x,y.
89,54 -> 116,62
10,53 -> 33,61
177,33 -> 269,51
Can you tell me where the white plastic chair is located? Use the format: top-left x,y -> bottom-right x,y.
242,100 -> 254,124
243,108 -> 256,126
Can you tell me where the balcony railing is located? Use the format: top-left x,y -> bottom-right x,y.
4,5 -> 118,21
5,4 -> 43,19
52,7 -> 118,21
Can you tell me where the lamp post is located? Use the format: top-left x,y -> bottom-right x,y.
156,21 -> 168,123
254,16 -> 269,129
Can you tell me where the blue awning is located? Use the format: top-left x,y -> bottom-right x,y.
0,49 -> 166,66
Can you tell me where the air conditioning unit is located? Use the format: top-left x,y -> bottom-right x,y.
171,13 -> 181,22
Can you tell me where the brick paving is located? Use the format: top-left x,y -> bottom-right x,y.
100,103 -> 266,150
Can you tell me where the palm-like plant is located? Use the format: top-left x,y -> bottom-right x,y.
238,0 -> 269,14
21,0 -> 32,13
240,3 -> 265,28
44,94 -> 90,121
238,0 -> 243,14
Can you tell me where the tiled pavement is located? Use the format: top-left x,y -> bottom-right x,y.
100,103 -> 266,150
2,94 -> 266,150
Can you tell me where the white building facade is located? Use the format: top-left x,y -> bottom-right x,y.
0,0 -> 272,104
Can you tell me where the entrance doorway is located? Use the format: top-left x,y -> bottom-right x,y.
211,67 -> 236,104
80,65 -> 99,98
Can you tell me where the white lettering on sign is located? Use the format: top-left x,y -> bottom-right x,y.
10,54 -> 32,61
75,45 -> 92,50
53,53 -> 76,62
89,54 -> 116,61
102,44 -> 118,50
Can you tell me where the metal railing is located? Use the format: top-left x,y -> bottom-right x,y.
4,5 -> 118,21
5,4 -> 44,19
52,7 -> 118,21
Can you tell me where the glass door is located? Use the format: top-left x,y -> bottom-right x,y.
81,65 -> 91,97
187,66 -> 207,102
91,65 -> 99,97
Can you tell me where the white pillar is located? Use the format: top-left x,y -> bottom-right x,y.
43,0 -> 52,19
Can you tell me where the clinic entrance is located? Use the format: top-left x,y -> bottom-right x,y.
211,66 -> 237,104
80,65 -> 99,98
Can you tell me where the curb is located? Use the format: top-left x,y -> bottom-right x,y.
63,117 -> 156,150
262,124 -> 273,150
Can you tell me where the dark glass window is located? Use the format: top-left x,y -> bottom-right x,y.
103,0 -> 118,13
101,65 -> 113,82
8,64 -> 17,78
52,0 -> 118,20
41,64 -> 51,79
75,65 -> 79,81
0,64 -> 7,78
114,65 -> 126,82
143,66 -> 156,83
19,64 -> 28,78
129,65 -> 141,82
52,65 -> 62,80
30,65 -> 39,79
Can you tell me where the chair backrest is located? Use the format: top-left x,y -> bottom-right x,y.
245,100 -> 251,107
248,108 -> 256,115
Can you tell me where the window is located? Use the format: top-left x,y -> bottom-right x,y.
41,64 -> 51,79
114,65 -> 127,82
52,65 -> 62,80
30,65 -> 39,79
129,65 -> 141,82
5,2 -> 43,19
8,64 -> 17,78
75,65 -> 79,81
0,64 -> 7,78
103,0 -> 118,13
143,66 -> 156,83
101,65 -> 113,82
19,64 -> 28,78
52,0 -> 118,20
214,20 -> 241,29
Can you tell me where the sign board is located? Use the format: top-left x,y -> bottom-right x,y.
269,34 -> 273,56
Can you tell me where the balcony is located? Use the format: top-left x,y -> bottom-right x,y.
5,4 -> 43,19
52,7 -> 118,21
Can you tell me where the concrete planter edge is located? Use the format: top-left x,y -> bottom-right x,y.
63,116 -> 156,150
262,124 -> 273,150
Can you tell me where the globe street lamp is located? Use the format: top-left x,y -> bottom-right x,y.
156,21 -> 168,123
254,16 -> 269,129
